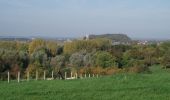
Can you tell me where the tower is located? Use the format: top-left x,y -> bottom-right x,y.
86,34 -> 89,40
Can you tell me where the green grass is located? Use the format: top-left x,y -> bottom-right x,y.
1,66 -> 170,100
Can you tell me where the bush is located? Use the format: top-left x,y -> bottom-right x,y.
104,67 -> 121,75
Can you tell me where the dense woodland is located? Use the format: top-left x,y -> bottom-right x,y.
0,38 -> 170,80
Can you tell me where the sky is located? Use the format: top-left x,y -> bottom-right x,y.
0,0 -> 170,39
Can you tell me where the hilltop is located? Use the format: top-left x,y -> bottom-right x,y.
88,34 -> 131,42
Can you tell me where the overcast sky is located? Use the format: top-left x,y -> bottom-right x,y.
0,0 -> 170,39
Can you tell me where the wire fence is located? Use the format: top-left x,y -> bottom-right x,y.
2,71 -> 99,83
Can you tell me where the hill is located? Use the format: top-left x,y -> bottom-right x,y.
89,34 -> 131,42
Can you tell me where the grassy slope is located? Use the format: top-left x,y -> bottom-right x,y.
0,66 -> 170,100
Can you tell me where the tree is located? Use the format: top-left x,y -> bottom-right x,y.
0,41 -> 17,50
94,51 -> 116,68
122,46 -> 145,68
69,52 -> 85,67
83,53 -> 94,67
143,46 -> 157,66
18,51 -> 29,69
63,38 -> 112,54
30,46 -> 49,71
159,42 -> 170,68
29,39 -> 46,54
50,55 -> 65,71
16,42 -> 29,52
46,41 -> 58,56
161,51 -> 170,68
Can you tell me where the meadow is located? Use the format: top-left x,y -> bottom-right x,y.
0,66 -> 170,100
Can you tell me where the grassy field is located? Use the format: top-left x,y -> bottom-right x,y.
1,66 -> 170,100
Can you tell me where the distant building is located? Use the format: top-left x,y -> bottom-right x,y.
111,41 -> 131,45
31,38 -> 35,40
85,34 -> 89,40
65,39 -> 72,43
112,42 -> 121,45
82,34 -> 89,40
137,40 -> 148,45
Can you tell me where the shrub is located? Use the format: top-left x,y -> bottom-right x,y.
104,67 -> 121,75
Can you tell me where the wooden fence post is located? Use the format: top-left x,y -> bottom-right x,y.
89,74 -> 90,78
44,71 -> 46,80
18,71 -> 20,83
85,73 -> 86,78
93,74 -> 94,77
97,74 -> 99,78
8,71 -> 10,83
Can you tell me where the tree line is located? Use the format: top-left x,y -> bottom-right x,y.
0,38 -> 170,80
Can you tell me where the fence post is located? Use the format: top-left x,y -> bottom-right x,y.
97,74 -> 99,78
27,71 -> 29,81
44,71 -> 46,80
89,74 -> 90,78
18,71 -> 20,83
52,71 -> 54,79
36,70 -> 38,80
85,73 -> 86,78
8,71 -> 10,83
65,72 -> 67,79
93,74 -> 94,77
